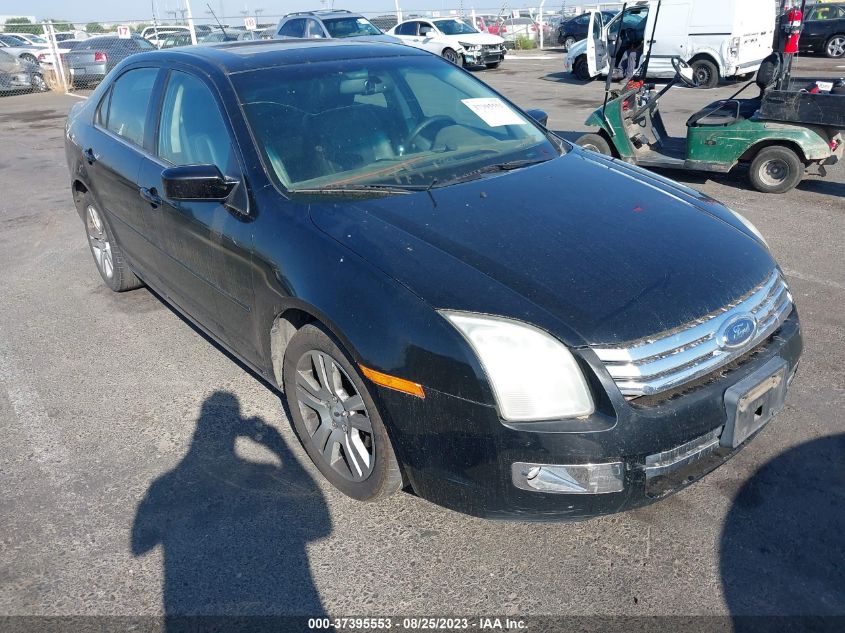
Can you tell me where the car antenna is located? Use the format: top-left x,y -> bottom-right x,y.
206,3 -> 228,38
602,2 -> 627,125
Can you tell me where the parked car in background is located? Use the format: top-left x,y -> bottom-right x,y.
488,16 -> 538,47
141,25 -> 213,48
159,32 -> 194,48
0,36 -> 42,65
1,32 -> 49,48
64,35 -> 156,86
473,14 -> 501,33
557,11 -> 617,49
65,39 -> 802,521
389,18 -> 506,68
275,9 -> 400,43
799,2 -> 845,58
0,49 -> 47,94
54,31 -> 91,42
36,39 -> 84,67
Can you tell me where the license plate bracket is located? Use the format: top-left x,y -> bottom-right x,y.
722,357 -> 788,449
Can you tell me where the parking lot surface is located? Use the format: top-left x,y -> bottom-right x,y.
0,53 -> 843,622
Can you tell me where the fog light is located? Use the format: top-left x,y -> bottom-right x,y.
512,462 -> 624,494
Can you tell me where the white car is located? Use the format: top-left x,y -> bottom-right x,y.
0,36 -> 42,65
35,39 -> 83,68
389,18 -> 506,68
2,32 -> 50,48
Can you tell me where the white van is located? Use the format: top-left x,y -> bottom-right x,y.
565,0 -> 776,88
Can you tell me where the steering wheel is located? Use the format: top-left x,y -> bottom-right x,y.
406,115 -> 457,150
672,57 -> 699,88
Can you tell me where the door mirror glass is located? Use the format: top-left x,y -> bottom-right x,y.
161,164 -> 237,201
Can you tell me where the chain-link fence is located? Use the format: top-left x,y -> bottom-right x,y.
1,5 -> 583,98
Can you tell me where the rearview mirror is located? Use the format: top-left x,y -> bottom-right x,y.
161,164 -> 237,201
525,108 -> 549,126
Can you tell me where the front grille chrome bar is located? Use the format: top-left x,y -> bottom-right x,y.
593,270 -> 793,397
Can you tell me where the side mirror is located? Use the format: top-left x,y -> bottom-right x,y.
525,108 -> 549,126
161,164 -> 237,201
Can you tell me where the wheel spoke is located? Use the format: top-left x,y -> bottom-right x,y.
343,394 -> 365,413
314,352 -> 338,396
347,413 -> 372,433
310,418 -> 333,451
297,383 -> 330,417
324,429 -> 343,461
344,433 -> 371,478
297,370 -> 329,402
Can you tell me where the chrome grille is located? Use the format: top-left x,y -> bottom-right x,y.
593,270 -> 793,397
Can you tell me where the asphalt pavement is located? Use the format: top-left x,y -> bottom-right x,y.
0,52 -> 843,625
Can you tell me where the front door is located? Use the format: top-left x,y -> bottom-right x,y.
136,69 -> 258,361
586,11 -> 609,77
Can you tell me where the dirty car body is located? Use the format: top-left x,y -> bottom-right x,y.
64,40 -> 802,520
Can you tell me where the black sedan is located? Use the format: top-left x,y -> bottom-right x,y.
800,2 -> 845,58
65,40 -> 802,520
558,11 -> 616,49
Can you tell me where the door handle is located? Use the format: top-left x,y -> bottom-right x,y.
139,186 -> 162,207
83,147 -> 98,165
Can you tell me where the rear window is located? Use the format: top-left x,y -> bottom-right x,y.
100,67 -> 158,147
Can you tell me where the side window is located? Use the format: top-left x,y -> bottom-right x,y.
304,19 -> 325,38
278,18 -> 306,38
104,67 -> 158,146
591,13 -> 602,39
157,71 -> 236,175
395,22 -> 416,36
419,21 -> 434,36
96,87 -> 112,127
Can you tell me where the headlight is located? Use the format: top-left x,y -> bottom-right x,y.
440,312 -> 594,421
729,208 -> 769,249
459,42 -> 481,51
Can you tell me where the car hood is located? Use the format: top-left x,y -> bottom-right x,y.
309,150 -> 776,347
445,32 -> 505,45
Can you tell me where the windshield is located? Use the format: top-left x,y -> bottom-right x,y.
322,17 -> 382,38
433,19 -> 478,35
235,56 -> 559,192
608,8 -> 649,39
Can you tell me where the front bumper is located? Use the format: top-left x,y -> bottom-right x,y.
463,46 -> 506,66
375,312 -> 802,520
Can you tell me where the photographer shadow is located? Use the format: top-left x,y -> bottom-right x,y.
720,433 -> 845,629
131,390 -> 332,625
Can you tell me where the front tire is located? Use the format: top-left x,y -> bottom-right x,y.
563,36 -> 576,51
573,55 -> 593,81
576,132 -> 612,155
31,73 -> 48,93
691,58 -> 719,89
749,146 -> 804,194
825,34 -> 845,58
442,47 -> 462,66
82,193 -> 142,291
283,323 -> 403,502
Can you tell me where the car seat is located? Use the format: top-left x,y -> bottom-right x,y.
686,53 -> 783,127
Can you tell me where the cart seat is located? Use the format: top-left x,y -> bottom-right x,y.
686,98 -> 762,127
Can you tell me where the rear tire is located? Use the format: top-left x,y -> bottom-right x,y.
576,133 -> 612,156
573,55 -> 593,81
31,73 -> 48,93
20,53 -> 37,64
691,58 -> 719,89
825,34 -> 845,58
82,193 -> 143,292
283,323 -> 403,502
749,146 -> 804,194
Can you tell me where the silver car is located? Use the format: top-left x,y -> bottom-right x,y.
63,36 -> 155,86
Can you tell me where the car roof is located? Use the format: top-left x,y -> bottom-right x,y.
281,9 -> 364,20
123,38 -> 426,74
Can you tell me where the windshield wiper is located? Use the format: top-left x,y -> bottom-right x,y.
437,158 -> 552,186
291,183 -> 423,197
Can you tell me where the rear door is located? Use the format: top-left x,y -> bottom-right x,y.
87,66 -> 161,268
136,68 -> 258,359
803,4 -> 845,53
586,11 -> 609,77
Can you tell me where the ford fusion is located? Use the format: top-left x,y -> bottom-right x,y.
64,40 -> 801,520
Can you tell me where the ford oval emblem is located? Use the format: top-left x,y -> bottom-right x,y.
718,314 -> 757,350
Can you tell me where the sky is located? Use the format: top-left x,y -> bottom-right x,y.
0,0 -> 554,24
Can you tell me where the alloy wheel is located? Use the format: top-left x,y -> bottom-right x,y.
442,48 -> 460,65
295,350 -> 375,483
86,205 -> 114,279
827,36 -> 845,58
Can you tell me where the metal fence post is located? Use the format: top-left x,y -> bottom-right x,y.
43,21 -> 69,94
185,0 -> 198,45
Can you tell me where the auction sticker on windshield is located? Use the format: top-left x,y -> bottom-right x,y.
461,98 -> 526,127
